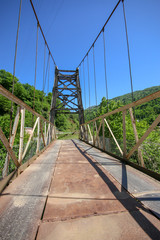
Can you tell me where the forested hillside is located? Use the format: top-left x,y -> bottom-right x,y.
0,69 -> 160,173
85,86 -> 160,124
0,70 -> 79,135
113,86 -> 160,104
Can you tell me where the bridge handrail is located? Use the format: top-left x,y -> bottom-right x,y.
0,85 -> 56,190
80,90 -> 160,180
0,85 -> 52,125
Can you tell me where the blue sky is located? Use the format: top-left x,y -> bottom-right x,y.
0,0 -> 160,108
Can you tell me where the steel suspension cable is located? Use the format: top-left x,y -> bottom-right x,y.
43,43 -> 46,92
87,54 -> 91,109
93,45 -> 97,106
33,23 -> 39,116
77,0 -> 121,68
122,0 -> 134,103
12,0 -> 22,96
44,53 -> 50,91
80,64 -> 83,107
41,43 -> 47,113
9,0 -> 22,139
83,61 -> 86,109
47,53 -> 50,94
103,29 -> 109,112
47,53 -> 50,120
29,0 -> 56,66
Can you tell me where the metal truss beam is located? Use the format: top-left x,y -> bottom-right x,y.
50,67 -> 84,125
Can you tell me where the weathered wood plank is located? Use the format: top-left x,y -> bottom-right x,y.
80,125 -> 83,140
45,123 -> 50,145
95,121 -> 98,145
129,108 -> 144,167
94,119 -> 103,145
102,118 -> 105,151
36,117 -> 40,153
40,121 -> 46,147
93,122 -> 95,146
44,122 -> 46,140
122,110 -> 127,158
48,123 -> 51,144
18,108 -> 25,163
86,124 -> 89,142
3,107 -> 20,177
87,124 -> 93,142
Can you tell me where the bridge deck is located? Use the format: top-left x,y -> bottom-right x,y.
75,140 -> 160,219
0,140 -> 160,240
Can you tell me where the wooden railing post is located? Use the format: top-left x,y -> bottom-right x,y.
129,108 -> 144,167
18,108 -> 25,163
122,110 -> 127,158
51,125 -> 55,140
102,118 -> 105,151
44,121 -> 46,140
3,107 -> 20,177
45,123 -> 50,145
51,125 -> 54,140
83,126 -> 85,141
84,125 -> 86,141
93,121 -> 95,146
36,117 -> 40,153
50,125 -> 52,141
82,125 -> 85,141
48,123 -> 51,144
87,124 -> 93,143
85,125 -> 88,142
95,121 -> 98,146
40,120 -> 46,147
54,126 -> 56,139
94,119 -> 102,148
86,124 -> 89,143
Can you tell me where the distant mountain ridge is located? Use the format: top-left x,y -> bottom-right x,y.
85,85 -> 160,126
112,86 -> 160,105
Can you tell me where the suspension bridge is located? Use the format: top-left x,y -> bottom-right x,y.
0,0 -> 160,239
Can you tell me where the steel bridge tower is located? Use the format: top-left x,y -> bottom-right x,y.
50,67 -> 84,125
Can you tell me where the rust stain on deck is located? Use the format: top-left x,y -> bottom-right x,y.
37,140 -> 160,240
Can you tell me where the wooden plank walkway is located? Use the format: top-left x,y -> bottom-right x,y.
0,140 -> 160,240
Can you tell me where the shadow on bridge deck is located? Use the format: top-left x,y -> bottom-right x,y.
0,140 -> 160,240
74,140 -> 160,219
